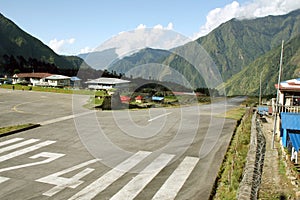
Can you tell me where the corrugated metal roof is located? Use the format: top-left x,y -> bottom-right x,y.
281,112 -> 300,130
13,73 -> 52,78
70,76 -> 81,81
152,96 -> 164,101
289,133 -> 300,151
85,78 -> 130,84
276,78 -> 300,91
46,75 -> 71,80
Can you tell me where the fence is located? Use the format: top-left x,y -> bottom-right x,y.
237,111 -> 266,200
276,105 -> 300,113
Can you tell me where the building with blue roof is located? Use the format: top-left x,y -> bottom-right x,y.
70,76 -> 81,88
275,78 -> 300,160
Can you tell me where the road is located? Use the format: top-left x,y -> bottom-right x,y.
0,89 -> 245,199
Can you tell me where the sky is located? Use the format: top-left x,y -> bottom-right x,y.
1,0 -> 300,56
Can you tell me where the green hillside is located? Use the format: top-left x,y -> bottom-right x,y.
196,9 -> 300,81
223,34 -> 300,96
108,9 -> 300,91
108,47 -> 208,88
109,48 -> 171,74
0,13 -> 87,76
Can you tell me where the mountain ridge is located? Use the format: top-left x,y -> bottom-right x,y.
0,12 -> 89,76
223,33 -> 300,96
107,9 -> 300,92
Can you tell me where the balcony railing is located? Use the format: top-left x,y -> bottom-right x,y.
276,105 -> 300,113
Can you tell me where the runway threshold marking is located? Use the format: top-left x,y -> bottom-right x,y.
0,138 -> 24,147
148,112 -> 172,122
37,159 -> 100,197
0,138 -> 200,199
110,153 -> 175,200
0,140 -> 56,162
0,152 -> 64,173
68,151 -> 151,200
152,156 -> 199,199
0,139 -> 39,154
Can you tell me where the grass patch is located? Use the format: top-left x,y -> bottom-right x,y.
84,96 -> 105,109
0,123 -> 35,135
0,84 -> 107,96
225,107 -> 247,120
279,159 -> 287,176
242,96 -> 258,107
212,108 -> 252,199
217,107 -> 246,120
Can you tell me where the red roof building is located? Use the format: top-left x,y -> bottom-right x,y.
120,96 -> 131,103
12,73 -> 52,86
135,95 -> 144,103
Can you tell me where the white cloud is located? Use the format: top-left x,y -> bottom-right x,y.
68,38 -> 75,44
154,24 -> 164,29
136,24 -> 147,29
196,0 -> 300,38
136,23 -> 173,31
48,38 -> 75,54
80,46 -> 94,54
166,22 -> 173,30
94,22 -> 189,58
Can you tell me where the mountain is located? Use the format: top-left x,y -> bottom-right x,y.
196,9 -> 300,81
0,13 -> 88,76
108,48 -> 171,73
78,48 -> 118,70
108,9 -> 300,91
223,34 -> 300,96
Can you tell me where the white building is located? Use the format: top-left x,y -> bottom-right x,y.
12,73 -> 52,86
45,75 -> 71,87
85,77 -> 130,90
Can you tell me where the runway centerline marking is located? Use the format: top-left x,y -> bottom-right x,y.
40,110 -> 96,126
148,112 -> 172,122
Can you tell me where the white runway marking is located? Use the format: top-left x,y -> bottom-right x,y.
68,151 -> 151,200
110,153 -> 175,200
148,112 -> 172,122
0,138 -> 24,147
37,159 -> 99,197
0,139 -> 39,154
0,176 -> 10,184
152,156 -> 199,200
0,152 -> 64,173
40,110 -> 96,125
0,140 -> 56,162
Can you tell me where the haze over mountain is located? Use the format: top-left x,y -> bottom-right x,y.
78,28 -> 191,70
78,48 -> 118,70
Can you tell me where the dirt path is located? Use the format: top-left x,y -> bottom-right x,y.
259,116 -> 297,199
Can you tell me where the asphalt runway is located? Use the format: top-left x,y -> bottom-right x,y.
0,88 -> 245,199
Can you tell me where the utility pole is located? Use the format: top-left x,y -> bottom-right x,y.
259,72 -> 262,106
272,40 -> 284,149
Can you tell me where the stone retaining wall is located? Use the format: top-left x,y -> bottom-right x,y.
237,111 -> 266,200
